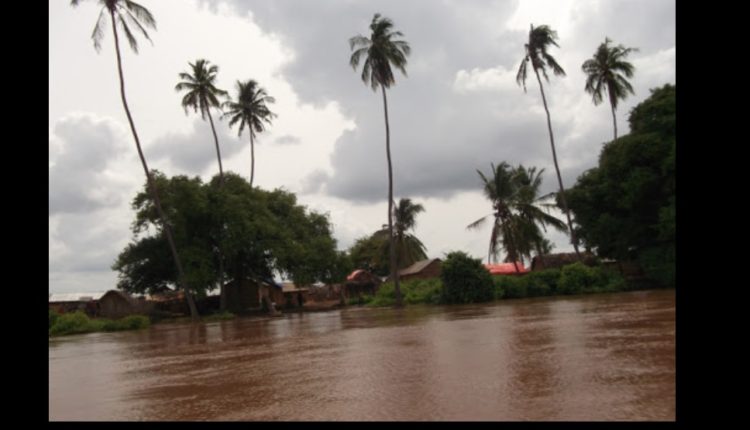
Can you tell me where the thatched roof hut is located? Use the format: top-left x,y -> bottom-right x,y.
398,258 -> 442,281
99,290 -> 150,319
344,269 -> 382,298
530,252 -> 597,271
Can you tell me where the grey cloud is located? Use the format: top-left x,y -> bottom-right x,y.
300,169 -> 330,195
221,0 -> 673,203
49,116 -> 130,214
274,134 -> 301,145
149,118 -> 245,175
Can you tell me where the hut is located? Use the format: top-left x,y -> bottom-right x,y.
223,278 -> 283,313
49,292 -> 106,316
99,290 -> 152,319
269,283 -> 310,309
530,252 -> 597,271
344,269 -> 382,299
398,258 -> 442,281
484,262 -> 529,276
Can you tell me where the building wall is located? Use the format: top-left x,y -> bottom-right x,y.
100,295 -> 136,319
225,280 -> 261,312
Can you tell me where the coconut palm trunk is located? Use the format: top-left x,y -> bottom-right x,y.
610,99 -> 618,142
205,108 -> 228,310
110,11 -> 198,320
249,132 -> 255,188
382,86 -> 401,306
532,68 -> 581,258
206,109 -> 224,183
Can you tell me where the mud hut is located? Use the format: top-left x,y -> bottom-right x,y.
398,258 -> 442,281
268,283 -> 310,309
99,290 -> 151,319
49,292 -> 106,316
344,269 -> 382,299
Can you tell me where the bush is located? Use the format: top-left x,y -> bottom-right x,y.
403,279 -> 443,305
49,311 -> 93,336
440,251 -> 494,304
500,276 -> 528,299
558,262 -> 599,295
525,269 -> 561,295
49,309 -> 60,329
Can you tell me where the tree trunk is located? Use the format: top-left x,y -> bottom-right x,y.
206,108 -> 227,311
533,68 -> 581,259
110,12 -> 199,320
249,132 -> 255,188
381,86 -> 402,307
611,102 -> 618,143
206,108 -> 224,184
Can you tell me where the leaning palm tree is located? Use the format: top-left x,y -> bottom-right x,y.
516,23 -> 581,258
70,0 -> 199,320
222,80 -> 276,188
175,58 -> 230,310
349,13 -> 411,307
175,59 -> 229,182
582,38 -> 638,143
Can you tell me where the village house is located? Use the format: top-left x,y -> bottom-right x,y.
398,258 -> 442,281
484,262 -> 529,276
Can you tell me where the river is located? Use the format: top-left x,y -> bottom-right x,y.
49,289 -> 675,421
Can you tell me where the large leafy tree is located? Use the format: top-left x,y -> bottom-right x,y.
565,84 -> 675,286
349,13 -> 411,306
114,172 -> 344,300
516,23 -> 580,258
222,80 -> 276,188
175,59 -> 229,181
71,0 -> 199,319
582,38 -> 638,143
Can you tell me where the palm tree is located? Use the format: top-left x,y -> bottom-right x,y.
222,80 -> 276,188
70,0 -> 199,320
175,58 -> 230,310
467,162 -> 522,270
468,163 -> 566,272
383,198 -> 428,271
516,23 -> 581,258
175,59 -> 229,182
511,165 -> 568,261
582,38 -> 638,143
349,13 -> 411,306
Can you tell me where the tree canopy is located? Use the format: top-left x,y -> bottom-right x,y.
565,84 -> 675,286
113,172 -> 345,297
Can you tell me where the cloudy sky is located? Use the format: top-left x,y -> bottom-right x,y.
49,0 -> 675,294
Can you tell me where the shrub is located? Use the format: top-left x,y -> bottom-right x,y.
441,251 -> 494,304
49,311 -> 93,336
49,309 -> 60,329
559,262 -> 600,295
403,279 -> 443,305
525,269 -> 561,295
120,315 -> 150,330
501,276 -> 528,299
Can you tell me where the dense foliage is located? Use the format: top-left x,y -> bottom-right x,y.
565,84 -> 675,286
49,311 -> 150,337
440,251 -> 494,304
113,172 -> 344,297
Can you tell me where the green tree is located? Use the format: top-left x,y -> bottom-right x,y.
222,80 -> 276,188
175,59 -> 229,181
582,38 -> 639,143
392,198 -> 428,269
71,0 -> 199,319
349,13 -> 411,307
516,23 -> 580,258
440,251 -> 494,304
468,163 -> 565,270
565,84 -> 675,286
349,234 -> 390,276
114,172 -> 344,300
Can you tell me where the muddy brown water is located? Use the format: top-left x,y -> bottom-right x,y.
49,289 -> 675,421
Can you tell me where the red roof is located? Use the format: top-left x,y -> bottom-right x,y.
484,262 -> 528,275
346,269 -> 366,281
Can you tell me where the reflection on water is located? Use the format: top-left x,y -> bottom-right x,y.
49,290 -> 675,421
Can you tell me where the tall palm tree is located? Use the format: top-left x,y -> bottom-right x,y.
175,58 -> 229,310
222,80 -> 276,188
175,59 -> 229,182
582,38 -> 638,143
70,0 -> 199,319
516,23 -> 581,258
349,13 -> 411,307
